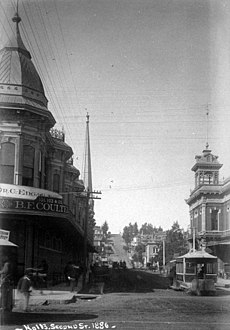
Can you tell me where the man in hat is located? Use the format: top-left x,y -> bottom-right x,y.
17,270 -> 32,312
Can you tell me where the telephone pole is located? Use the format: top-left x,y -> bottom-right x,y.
82,189 -> 101,288
81,113 -> 102,288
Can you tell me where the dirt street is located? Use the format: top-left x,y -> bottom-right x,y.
1,288 -> 230,330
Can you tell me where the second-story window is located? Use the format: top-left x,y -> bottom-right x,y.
22,146 -> 34,187
211,209 -> 218,231
0,142 -> 15,184
38,151 -> 42,188
53,173 -> 60,193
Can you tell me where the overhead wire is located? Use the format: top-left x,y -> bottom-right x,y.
0,3 -> 15,41
2,2 -> 225,160
34,0 -> 76,146
52,0 -> 86,150
2,1 -> 61,118
5,0 -> 82,159
19,2 -> 65,117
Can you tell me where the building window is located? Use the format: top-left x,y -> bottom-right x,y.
53,173 -> 60,193
0,142 -> 15,184
211,210 -> 218,231
203,171 -> 213,184
38,151 -> 42,188
186,262 -> 196,274
22,146 -> 34,186
45,232 -> 51,248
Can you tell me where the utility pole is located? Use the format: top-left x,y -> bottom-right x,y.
162,232 -> 167,273
82,189 -> 101,289
163,239 -> 165,270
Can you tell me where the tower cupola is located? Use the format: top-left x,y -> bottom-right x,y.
191,144 -> 223,188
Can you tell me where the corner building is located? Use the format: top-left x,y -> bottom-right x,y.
0,13 -> 94,282
186,146 -> 230,270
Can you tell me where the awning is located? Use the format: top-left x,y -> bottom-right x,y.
0,239 -> 18,247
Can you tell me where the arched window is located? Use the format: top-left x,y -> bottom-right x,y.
0,142 -> 15,184
22,146 -> 35,186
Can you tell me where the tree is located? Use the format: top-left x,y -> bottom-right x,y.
122,222 -> 139,245
139,223 -> 163,235
134,243 -> 145,263
101,221 -> 109,242
156,221 -> 188,265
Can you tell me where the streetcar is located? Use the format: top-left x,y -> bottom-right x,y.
172,249 -> 218,295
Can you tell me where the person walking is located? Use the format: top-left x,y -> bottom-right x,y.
64,262 -> 72,287
0,256 -> 13,312
64,261 -> 76,292
17,270 -> 32,312
65,261 -> 82,292
37,259 -> 49,294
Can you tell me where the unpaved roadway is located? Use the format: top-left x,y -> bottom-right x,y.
1,288 -> 230,330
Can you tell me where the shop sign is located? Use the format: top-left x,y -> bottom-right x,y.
0,183 -> 62,200
0,196 -> 68,214
0,229 -> 10,240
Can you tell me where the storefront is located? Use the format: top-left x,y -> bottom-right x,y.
0,184 -> 85,282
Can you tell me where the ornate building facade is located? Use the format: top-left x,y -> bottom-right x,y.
0,12 -> 95,281
186,146 -> 230,269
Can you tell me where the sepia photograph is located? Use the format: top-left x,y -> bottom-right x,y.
0,0 -> 230,329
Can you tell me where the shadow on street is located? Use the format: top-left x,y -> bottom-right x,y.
1,311 -> 98,326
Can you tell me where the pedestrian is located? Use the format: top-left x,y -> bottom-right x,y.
89,262 -> 95,284
0,256 -> 13,312
197,265 -> 205,279
65,261 -> 78,292
37,259 -> 48,294
74,262 -> 83,290
168,265 -> 176,286
17,270 -> 32,312
64,262 -> 72,286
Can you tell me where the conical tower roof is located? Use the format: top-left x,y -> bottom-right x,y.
0,10 -> 54,124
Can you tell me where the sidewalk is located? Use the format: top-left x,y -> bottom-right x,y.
13,278 -> 99,309
216,277 -> 230,291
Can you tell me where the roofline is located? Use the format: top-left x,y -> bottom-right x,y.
0,102 -> 56,127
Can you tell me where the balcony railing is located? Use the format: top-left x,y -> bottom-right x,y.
50,128 -> 65,141
188,229 -> 230,240
205,229 -> 230,237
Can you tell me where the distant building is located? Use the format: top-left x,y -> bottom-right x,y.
93,226 -> 114,263
186,146 -> 230,269
131,232 -> 166,266
93,226 -> 104,252
145,242 -> 159,265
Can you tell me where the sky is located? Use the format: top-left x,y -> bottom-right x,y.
1,0 -> 230,233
